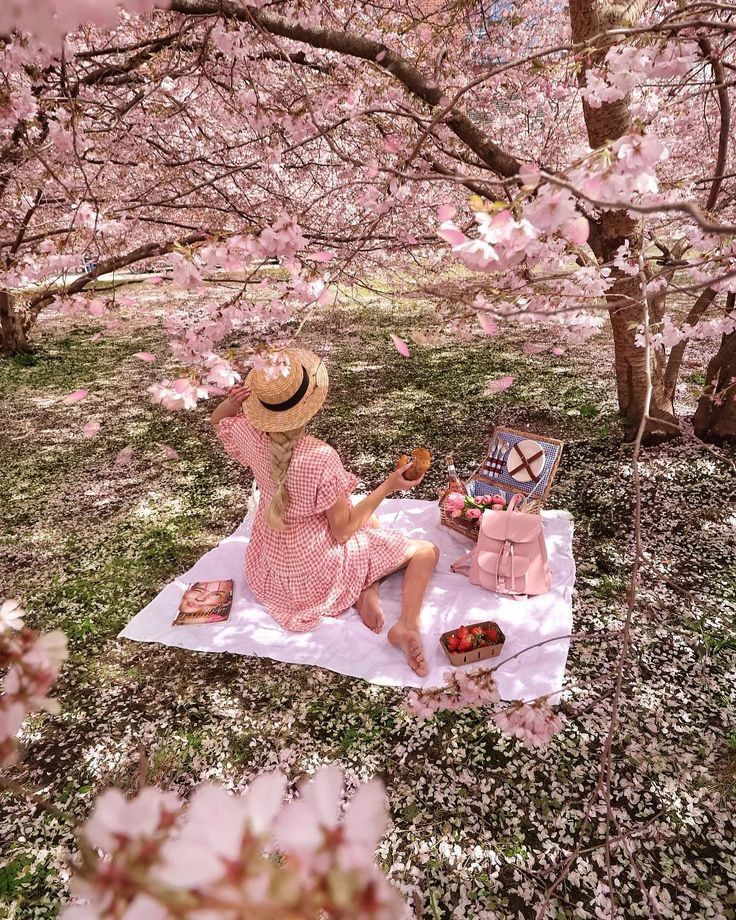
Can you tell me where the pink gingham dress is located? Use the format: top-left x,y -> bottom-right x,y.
218,416 -> 412,631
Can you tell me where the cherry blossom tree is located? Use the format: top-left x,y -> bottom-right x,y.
3,1 -> 736,436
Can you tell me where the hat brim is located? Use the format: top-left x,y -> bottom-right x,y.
244,348 -> 329,432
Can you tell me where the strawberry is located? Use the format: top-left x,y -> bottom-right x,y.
446,635 -> 459,652
456,625 -> 469,638
458,636 -> 473,653
469,625 -> 483,636
484,627 -> 500,643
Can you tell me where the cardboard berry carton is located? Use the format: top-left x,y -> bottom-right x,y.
440,621 -> 506,666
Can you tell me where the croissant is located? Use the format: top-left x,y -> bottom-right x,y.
396,446 -> 431,481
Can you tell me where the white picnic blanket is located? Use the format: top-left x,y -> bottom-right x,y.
119,500 -> 575,698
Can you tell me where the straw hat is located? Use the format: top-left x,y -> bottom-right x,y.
244,348 -> 328,432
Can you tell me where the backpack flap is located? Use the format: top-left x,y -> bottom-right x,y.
479,508 -> 542,545
476,550 -> 531,579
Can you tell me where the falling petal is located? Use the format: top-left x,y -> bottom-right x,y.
477,314 -> 498,336
522,343 -> 547,355
148,275 -> 164,285
133,352 -> 157,362
390,334 -> 410,358
437,222 -> 467,246
83,420 -> 101,438
483,375 -> 514,396
552,347 -> 566,356
90,333 -> 103,343
437,205 -> 456,221
156,443 -> 179,461
115,446 -> 134,465
64,389 -> 88,404
311,251 -> 335,263
563,216 -> 590,246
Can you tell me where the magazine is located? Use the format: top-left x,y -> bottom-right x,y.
172,580 -> 234,626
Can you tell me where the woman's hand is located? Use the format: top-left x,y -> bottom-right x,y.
226,385 -> 251,407
210,385 -> 251,427
385,462 -> 425,493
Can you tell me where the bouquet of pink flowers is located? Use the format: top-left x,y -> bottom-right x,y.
443,490 -> 507,521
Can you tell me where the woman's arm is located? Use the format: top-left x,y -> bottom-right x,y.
210,385 -> 251,427
326,464 -> 423,544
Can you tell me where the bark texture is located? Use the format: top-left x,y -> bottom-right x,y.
693,327 -> 736,440
0,291 -> 31,355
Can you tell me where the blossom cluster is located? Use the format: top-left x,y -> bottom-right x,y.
581,42 -> 696,109
406,668 -> 501,719
0,0 -> 165,48
407,668 -> 564,748
0,599 -> 68,766
436,127 -> 670,342
493,698 -> 565,748
64,765 -> 404,919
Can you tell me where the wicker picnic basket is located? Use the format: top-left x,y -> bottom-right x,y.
439,425 -> 564,542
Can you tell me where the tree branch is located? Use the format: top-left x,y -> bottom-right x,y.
25,232 -> 208,323
169,0 -> 520,178
697,37 -> 731,211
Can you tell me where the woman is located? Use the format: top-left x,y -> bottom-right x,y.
210,347 -> 439,676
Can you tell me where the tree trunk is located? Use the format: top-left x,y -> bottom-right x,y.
607,274 -> 673,431
569,0 -> 676,437
0,290 -> 31,356
693,331 -> 736,440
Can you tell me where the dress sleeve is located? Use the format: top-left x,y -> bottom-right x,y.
314,447 -> 358,513
217,416 -> 256,467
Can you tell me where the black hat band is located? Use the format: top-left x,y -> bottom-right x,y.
259,363 -> 310,412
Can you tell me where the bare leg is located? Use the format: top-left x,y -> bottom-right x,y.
356,579 -> 384,633
388,540 -> 439,677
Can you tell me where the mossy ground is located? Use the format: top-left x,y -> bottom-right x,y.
0,284 -> 735,918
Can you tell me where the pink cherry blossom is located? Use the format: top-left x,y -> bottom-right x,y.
82,420 -> 101,438
133,352 -> 157,362
64,389 -> 89,404
147,379 -> 208,411
155,443 -> 180,461
478,313 -> 499,336
483,375 -> 514,396
493,698 -> 565,747
115,446 -> 134,465
83,786 -> 182,852
87,299 -> 105,317
0,599 -> 24,631
390,334 -> 410,357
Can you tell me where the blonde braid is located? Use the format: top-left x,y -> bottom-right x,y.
265,427 -> 304,530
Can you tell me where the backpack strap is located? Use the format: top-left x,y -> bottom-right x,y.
450,549 -> 475,575
507,492 -> 526,512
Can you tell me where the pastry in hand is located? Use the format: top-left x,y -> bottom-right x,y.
396,447 -> 431,481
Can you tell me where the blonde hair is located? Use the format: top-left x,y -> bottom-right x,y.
264,427 -> 304,530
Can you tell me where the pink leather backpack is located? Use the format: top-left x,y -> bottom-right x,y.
451,498 -> 551,596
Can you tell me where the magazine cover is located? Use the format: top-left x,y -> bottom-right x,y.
172,580 -> 234,626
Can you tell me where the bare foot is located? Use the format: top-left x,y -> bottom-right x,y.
388,622 -> 428,677
356,582 -> 384,634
